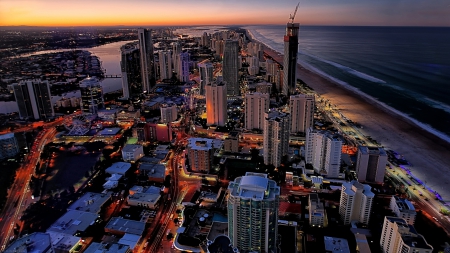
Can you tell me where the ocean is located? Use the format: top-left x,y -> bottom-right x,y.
245,25 -> 450,142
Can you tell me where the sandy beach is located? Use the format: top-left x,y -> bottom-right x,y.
264,47 -> 450,202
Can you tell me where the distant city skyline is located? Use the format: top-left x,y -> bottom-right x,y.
1,0 -> 449,27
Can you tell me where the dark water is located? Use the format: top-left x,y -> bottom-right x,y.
246,25 -> 450,141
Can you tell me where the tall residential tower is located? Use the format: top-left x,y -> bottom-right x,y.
290,94 -> 315,135
13,80 -> 54,120
223,40 -> 239,96
283,23 -> 299,95
138,28 -> 156,92
205,82 -> 227,126
263,111 -> 290,167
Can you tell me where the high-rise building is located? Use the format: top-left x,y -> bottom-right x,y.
263,111 -> 290,167
206,82 -> 227,126
178,52 -> 190,82
339,180 -> 374,225
356,146 -> 388,184
138,28 -> 156,92
0,133 -> 19,159
283,23 -> 299,95
158,50 -> 172,80
223,40 -> 239,96
187,137 -> 223,173
244,92 -> 269,131
309,193 -> 327,227
13,79 -> 54,120
227,172 -> 280,253
248,56 -> 260,76
120,42 -> 141,99
160,103 -> 177,123
172,42 -> 181,77
79,77 -> 104,114
380,216 -> 432,253
200,32 -> 210,48
198,60 -> 214,95
305,128 -> 342,178
390,196 -> 416,225
290,94 -> 315,135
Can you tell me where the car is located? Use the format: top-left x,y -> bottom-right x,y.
432,217 -> 439,222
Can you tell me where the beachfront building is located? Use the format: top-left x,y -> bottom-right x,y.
223,40 -> 240,96
198,60 -> 214,95
79,76 -> 104,114
309,193 -> 327,227
13,79 -> 54,120
227,172 -> 280,253
356,146 -> 388,184
305,128 -> 342,178
138,28 -> 156,91
187,137 -> 223,173
390,196 -> 417,225
290,94 -> 315,135
160,103 -> 177,123
206,82 -> 227,126
283,22 -> 300,96
339,180 -> 374,225
120,42 -> 141,99
263,110 -> 290,167
158,50 -> 172,80
244,92 -> 270,131
380,216 -> 433,253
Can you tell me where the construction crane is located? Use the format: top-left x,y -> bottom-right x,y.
289,2 -> 300,24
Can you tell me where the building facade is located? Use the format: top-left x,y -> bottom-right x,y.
178,52 -> 190,82
227,172 -> 280,253
223,40 -> 239,96
138,28 -> 156,92
206,82 -> 227,126
263,111 -> 290,167
290,94 -> 315,135
160,103 -> 177,123
13,79 -> 54,120
0,133 -> 19,159
244,92 -> 269,131
158,50 -> 173,80
309,193 -> 327,227
356,146 -> 388,184
187,138 -> 223,173
198,60 -> 214,95
282,23 -> 299,96
120,42 -> 141,98
339,180 -> 374,225
305,128 -> 342,178
380,216 -> 432,253
79,77 -> 104,114
390,196 -> 416,225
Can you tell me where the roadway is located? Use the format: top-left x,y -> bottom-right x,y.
0,127 -> 57,251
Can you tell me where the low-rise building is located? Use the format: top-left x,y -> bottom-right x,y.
0,133 -> 19,159
139,163 -> 166,183
67,192 -> 112,214
223,131 -> 239,153
127,192 -> 160,209
324,236 -> 350,253
122,144 -> 144,163
390,196 -> 416,225
84,242 -> 131,253
187,137 -> 223,173
105,217 -> 146,236
4,232 -> 52,253
47,210 -> 98,236
105,162 -> 132,175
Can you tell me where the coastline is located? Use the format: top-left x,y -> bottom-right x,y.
246,30 -> 450,201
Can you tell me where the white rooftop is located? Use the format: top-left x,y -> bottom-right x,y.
188,137 -> 223,151
238,173 -> 268,199
79,76 -> 100,87
105,162 -> 131,175
0,133 -> 15,140
122,144 -> 143,153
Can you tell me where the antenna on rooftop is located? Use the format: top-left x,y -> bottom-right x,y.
289,2 -> 300,24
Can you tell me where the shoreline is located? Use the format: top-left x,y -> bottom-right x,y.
246,30 -> 450,201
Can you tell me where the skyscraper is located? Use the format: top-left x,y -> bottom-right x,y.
172,42 -> 181,77
263,110 -> 290,167
227,172 -> 280,253
178,52 -> 190,83
120,42 -> 141,99
380,216 -> 432,253
205,82 -> 227,126
305,128 -> 342,178
290,94 -> 315,135
138,28 -> 155,92
198,60 -> 214,95
13,79 -> 54,120
79,77 -> 104,114
356,146 -> 388,184
158,50 -> 172,80
339,180 -> 374,225
283,23 -> 299,96
244,92 -> 269,131
223,40 -> 239,96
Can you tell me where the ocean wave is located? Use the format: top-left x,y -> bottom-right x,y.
245,27 -> 450,144
423,98 -> 450,114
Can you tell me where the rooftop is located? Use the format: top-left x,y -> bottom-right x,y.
47,210 -> 98,235
324,236 -> 350,253
0,133 -> 15,140
122,144 -> 143,153
188,137 -> 223,151
139,163 -> 166,179
84,242 -> 130,253
105,217 -> 146,235
4,232 -> 52,253
392,196 -> 415,212
79,76 -> 100,88
67,192 -> 112,214
229,172 -> 280,201
105,162 -> 131,175
98,127 -> 121,136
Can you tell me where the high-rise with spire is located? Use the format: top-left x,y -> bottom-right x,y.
283,22 -> 299,96
138,28 -> 156,92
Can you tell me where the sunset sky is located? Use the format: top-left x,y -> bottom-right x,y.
1,0 -> 449,27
